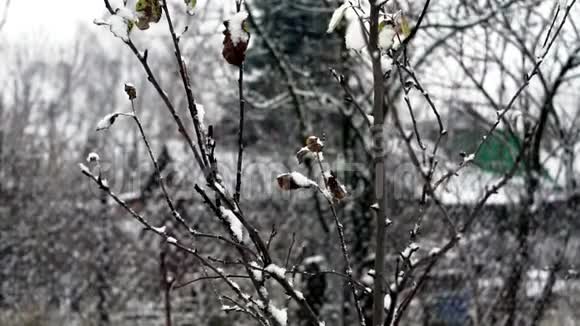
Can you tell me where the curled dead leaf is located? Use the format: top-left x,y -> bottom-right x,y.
327,171 -> 347,201
124,83 -> 137,100
277,172 -> 316,190
222,13 -> 250,66
135,0 -> 162,30
306,136 -> 324,152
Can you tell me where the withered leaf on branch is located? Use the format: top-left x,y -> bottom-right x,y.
87,152 -> 100,163
96,112 -> 134,131
396,15 -> 412,38
135,0 -> 162,30
296,136 -> 324,164
222,12 -> 250,66
296,147 -> 311,164
306,136 -> 324,152
327,171 -> 347,201
96,113 -> 121,131
277,172 -> 316,190
94,8 -> 134,42
124,83 -> 137,100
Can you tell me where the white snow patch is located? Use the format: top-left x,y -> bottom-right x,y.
230,281 -> 241,292
268,303 -> 288,326
290,171 -> 316,188
259,286 -> 269,298
96,112 -> 124,131
381,56 -> 394,75
152,225 -> 167,234
228,11 -> 249,45
390,282 -> 397,292
327,2 -> 350,33
384,293 -> 392,310
166,237 -> 177,244
401,242 -> 419,258
79,163 -> 90,174
115,7 -> 136,21
100,14 -> 130,41
295,290 -> 304,300
345,19 -> 367,50
87,152 -> 100,163
429,247 -> 441,256
254,299 -> 265,309
265,264 -> 287,279
378,25 -> 395,49
118,191 -> 141,202
361,273 -> 374,286
249,261 -> 263,282
214,182 -> 228,196
220,207 -> 244,242
462,153 -> 475,164
526,269 -> 550,297
222,304 -> 243,312
303,255 -> 324,265
196,104 -> 206,128
366,114 -> 375,125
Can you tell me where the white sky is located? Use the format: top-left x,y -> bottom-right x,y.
1,0 -> 225,44
1,0 -> 107,43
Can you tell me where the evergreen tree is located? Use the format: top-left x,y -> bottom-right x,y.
220,0 -> 346,148
220,2 -> 377,322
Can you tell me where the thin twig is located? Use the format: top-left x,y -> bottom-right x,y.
234,66 -> 246,202
396,65 -> 426,150
102,0 -> 206,172
80,168 -> 262,316
316,154 -> 366,326
129,100 -> 191,232
161,0 -> 209,169
433,0 -> 577,189
392,132 -> 533,324
173,274 -> 251,290
233,1 -> 246,203
284,233 -> 296,269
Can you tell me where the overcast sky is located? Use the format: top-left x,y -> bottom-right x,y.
2,0 -> 106,43
1,0 -> 224,44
